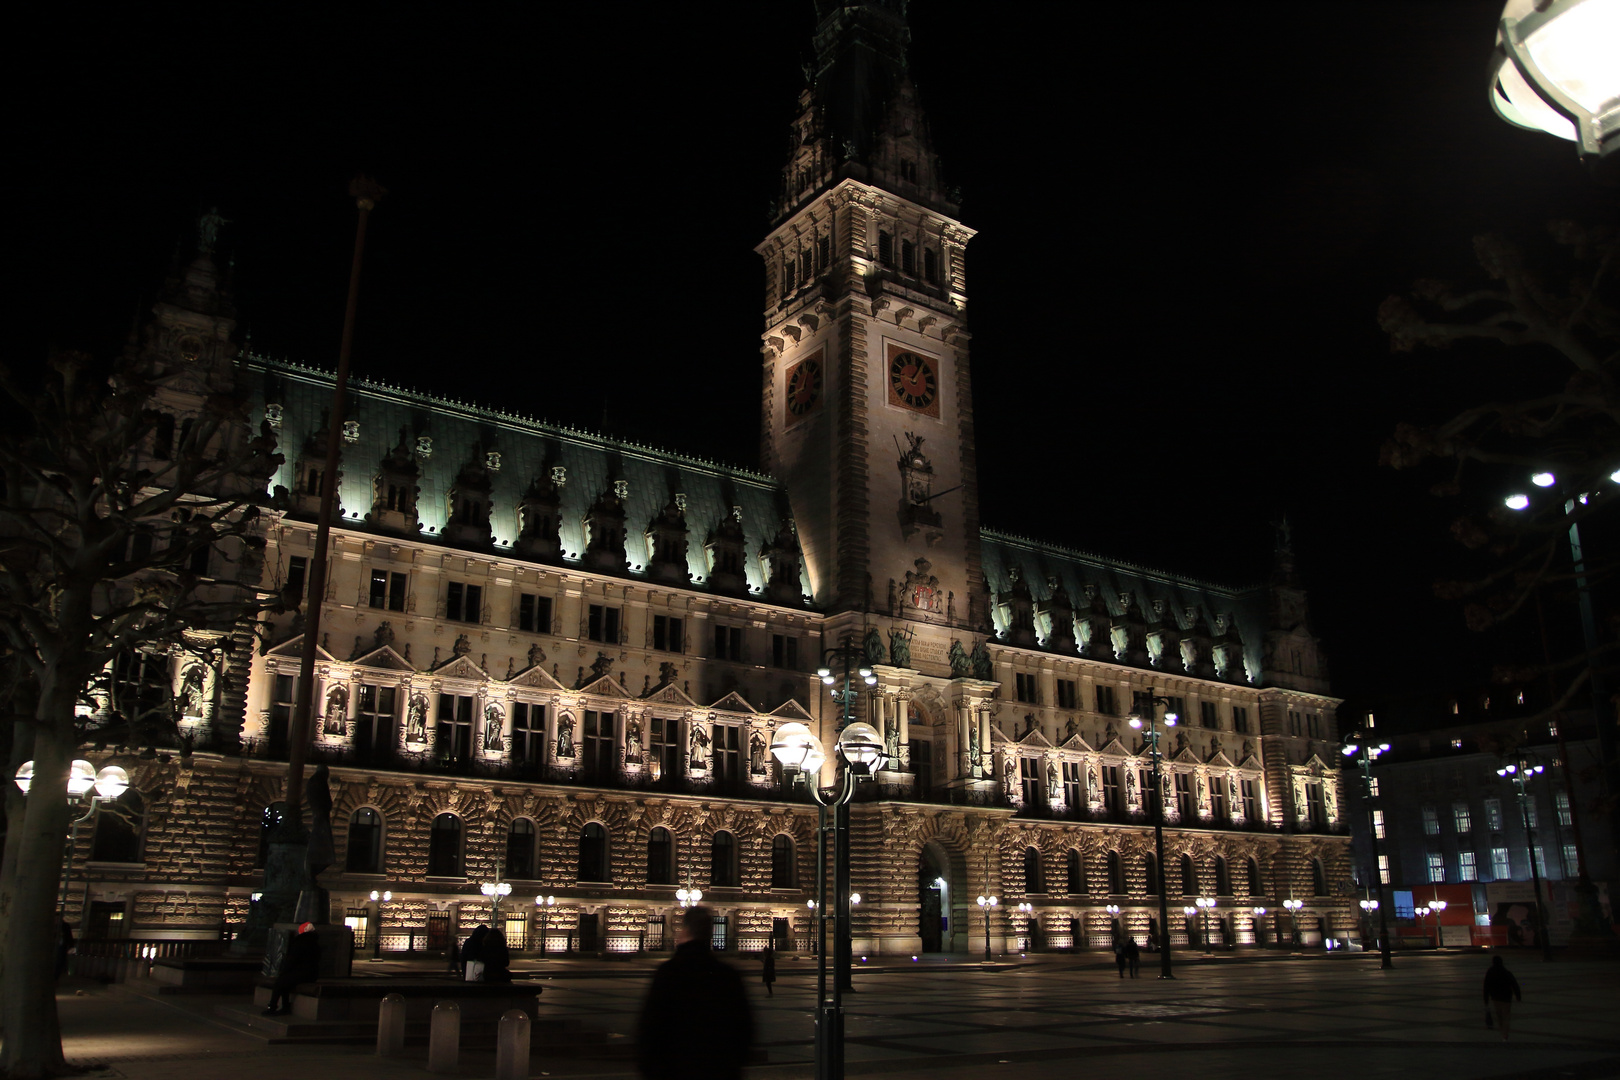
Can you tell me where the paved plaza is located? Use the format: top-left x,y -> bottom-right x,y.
58,952 -> 1620,1080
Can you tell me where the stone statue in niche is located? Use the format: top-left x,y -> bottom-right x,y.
864,627 -> 885,666
556,713 -> 575,758
884,712 -> 900,759
483,704 -> 504,752
406,695 -> 427,742
968,721 -> 981,772
888,628 -> 911,668
1088,764 -> 1100,802
750,731 -> 766,773
948,639 -> 970,678
1126,767 -> 1138,804
1047,760 -> 1060,799
969,641 -> 992,681
1196,773 -> 1208,810
323,686 -> 347,736
689,723 -> 710,768
1228,772 -> 1240,811
178,662 -> 208,720
625,717 -> 643,762
1002,756 -> 1016,793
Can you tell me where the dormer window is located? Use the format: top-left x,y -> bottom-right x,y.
305,466 -> 325,497
900,159 -> 918,183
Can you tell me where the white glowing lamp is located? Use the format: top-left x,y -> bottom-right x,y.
1532,471 -> 1557,487
13,760 -> 34,795
1490,0 -> 1620,159
67,760 -> 96,798
770,722 -> 825,774
836,722 -> 886,775
1505,494 -> 1531,510
94,765 -> 129,800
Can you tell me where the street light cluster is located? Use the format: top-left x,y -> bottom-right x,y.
14,759 -> 129,801
1488,0 -> 1619,160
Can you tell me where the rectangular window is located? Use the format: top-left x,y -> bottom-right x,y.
355,683 -> 397,759
1491,847 -> 1512,880
878,230 -> 894,267
771,633 -> 798,670
650,717 -> 681,781
1306,782 -> 1326,827
653,615 -> 684,652
1533,845 -> 1547,877
714,625 -> 744,662
815,234 -> 829,271
1095,685 -> 1117,715
782,258 -> 796,294
1240,779 -> 1259,821
1174,772 -> 1194,820
1453,801 -> 1472,833
1307,712 -> 1321,738
1369,777 -> 1381,797
584,710 -> 617,777
1055,679 -> 1077,710
800,249 -> 812,283
1210,774 -> 1227,821
1562,843 -> 1578,877
1484,797 -> 1504,832
1458,851 -> 1478,882
899,158 -> 917,183
446,581 -> 483,624
286,555 -> 308,599
269,673 -> 297,751
923,247 -> 939,284
1372,809 -> 1386,840
1422,806 -> 1440,836
1062,761 -> 1082,807
1427,853 -> 1445,884
588,604 -> 621,643
1288,710 -> 1301,736
1015,673 -> 1038,704
1556,790 -> 1572,827
436,694 -> 474,762
1020,757 -> 1043,808
1102,765 -> 1120,811
1165,696 -> 1186,722
511,701 -> 544,765
1377,854 -> 1390,884
518,593 -> 552,634
901,239 -> 916,275
910,737 -> 933,792
1232,706 -> 1249,734
1525,803 -> 1539,829
369,569 -> 407,612
712,724 -> 741,782
1200,701 -> 1219,729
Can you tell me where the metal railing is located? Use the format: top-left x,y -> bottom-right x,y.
71,937 -> 226,982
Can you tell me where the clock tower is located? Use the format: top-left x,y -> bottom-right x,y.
758,0 -> 983,635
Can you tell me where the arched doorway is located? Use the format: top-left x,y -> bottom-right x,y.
919,841 -> 952,953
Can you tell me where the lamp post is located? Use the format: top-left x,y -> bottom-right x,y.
1497,757 -> 1554,962
1182,905 -> 1198,952
976,894 -> 998,961
368,890 -> 392,961
1430,898 -> 1448,948
814,642 -> 881,996
480,864 -> 512,925
1128,690 -> 1178,979
771,709 -> 885,1080
534,894 -> 556,957
1283,898 -> 1304,949
1488,0 -> 1619,161
1251,906 -> 1267,948
1359,899 -> 1380,951
1342,724 -> 1393,969
1105,903 -> 1121,952
1196,897 -> 1216,955
1014,902 -> 1033,952
15,759 -> 130,916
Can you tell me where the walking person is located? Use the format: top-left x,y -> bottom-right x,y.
636,905 -> 753,1080
761,942 -> 776,997
1483,955 -> 1522,1041
1124,935 -> 1140,979
1113,936 -> 1127,978
264,922 -> 320,1016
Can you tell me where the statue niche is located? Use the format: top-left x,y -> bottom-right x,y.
367,426 -> 421,534
515,466 -> 565,562
897,432 -> 944,546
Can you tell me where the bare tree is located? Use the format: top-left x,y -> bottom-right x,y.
0,344 -> 278,1077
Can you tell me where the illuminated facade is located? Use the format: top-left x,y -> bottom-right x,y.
67,1 -> 1354,955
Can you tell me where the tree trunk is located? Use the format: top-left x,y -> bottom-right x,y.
0,723 -> 39,1045
0,691 -> 75,1077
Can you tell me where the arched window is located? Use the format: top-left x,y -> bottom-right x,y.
1143,853 -> 1159,896
1312,858 -> 1327,897
1215,856 -> 1231,896
711,831 -> 738,888
90,790 -> 145,864
647,827 -> 674,885
1246,858 -> 1262,896
506,818 -> 536,879
1107,850 -> 1123,895
428,814 -> 462,877
771,835 -> 795,889
345,808 -> 383,874
1066,849 -> 1084,894
256,802 -> 286,868
578,822 -> 609,883
1180,854 -> 1198,895
1023,847 -> 1044,894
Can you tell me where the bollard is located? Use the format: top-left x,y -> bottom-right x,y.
376,993 -> 406,1056
428,1000 -> 460,1073
495,1009 -> 531,1080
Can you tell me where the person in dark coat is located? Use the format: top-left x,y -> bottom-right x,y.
265,922 -> 321,1016
761,943 -> 776,997
461,924 -> 489,980
636,905 -> 753,1080
1113,937 -> 1127,978
56,920 -> 75,980
1483,955 -> 1522,1041
482,928 -> 512,984
1123,936 -> 1140,979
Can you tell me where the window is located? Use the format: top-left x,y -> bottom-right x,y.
428,814 -> 462,877
1232,706 -> 1249,734
578,822 -> 609,882
268,673 -> 297,752
1556,791 -> 1572,827
1246,858 -> 1261,895
1311,859 -> 1327,896
1210,774 -> 1227,821
1020,757 -> 1043,807
1054,679 -> 1077,710
711,831 -> 738,887
518,593 -> 553,634
1378,854 -> 1390,884
653,615 -> 684,652
714,624 -> 744,662
436,694 -> 474,762
256,802 -> 286,868
1200,702 -> 1219,729
1143,854 -> 1159,895
771,835 -> 795,889
90,790 -> 145,864
1062,761 -> 1082,808
1459,850 -> 1478,882
771,633 -> 798,670
506,818 -> 536,879
588,604 -> 621,643
647,827 -> 674,885
511,701 -> 544,765
911,737 -> 933,793
816,234 -> 829,271
1174,772 -> 1194,820
1215,856 -> 1231,896
878,230 -> 894,267
285,555 -> 308,600
1422,807 -> 1440,835
782,257 -> 797,294
1023,847 -> 1044,894
1305,783 -> 1326,828
1561,843 -> 1578,877
345,808 -> 383,874
712,724 -> 742,783
1102,765 -> 1119,811
355,684 -> 397,760
1107,850 -> 1123,894
1015,673 -> 1038,704
901,239 -> 916,275
650,717 -> 681,781
1427,853 -> 1445,883
924,247 -> 939,284
1525,802 -> 1539,829
1492,847 -> 1512,880
1165,696 -> 1186,722
369,569 -> 407,612
1372,809 -> 1386,839
584,710 -> 617,777
1095,685 -> 1117,715
1453,801 -> 1472,833
900,158 -> 918,183
1307,712 -> 1321,738
1067,849 -> 1084,894
1484,797 -> 1503,831
446,580 -> 482,623
1180,855 -> 1197,895
800,249 -> 812,283
1368,777 -> 1380,797
1240,778 -> 1259,821
1288,710 -> 1301,736
305,465 -> 325,496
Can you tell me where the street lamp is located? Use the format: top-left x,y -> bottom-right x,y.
1251,907 -> 1267,948
480,865 -> 512,921
534,894 -> 556,958
1497,757 -> 1553,962
1182,905 -> 1198,951
15,759 -> 130,915
1283,898 -> 1305,949
1359,899 -> 1380,951
976,894 -> 999,961
1488,0 -> 1619,160
676,887 -> 704,908
1342,724 -> 1394,969
1128,690 -> 1178,979
1196,897 -> 1216,955
1430,899 -> 1448,948
368,890 -> 392,961
1014,902 -> 1033,952
1104,903 -> 1121,952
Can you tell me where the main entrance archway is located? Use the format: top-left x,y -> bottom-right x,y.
919,841 -> 952,953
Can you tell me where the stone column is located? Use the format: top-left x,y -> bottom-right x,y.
896,693 -> 910,769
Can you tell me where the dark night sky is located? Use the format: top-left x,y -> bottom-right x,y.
17,2 -> 1616,725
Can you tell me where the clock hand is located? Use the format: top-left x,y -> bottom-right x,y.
917,483 -> 963,504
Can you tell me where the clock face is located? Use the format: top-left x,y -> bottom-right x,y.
887,346 -> 940,417
785,351 -> 823,419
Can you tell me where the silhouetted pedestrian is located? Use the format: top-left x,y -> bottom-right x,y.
761,943 -> 776,997
56,920 -> 74,980
461,924 -> 489,981
1113,938 -> 1127,978
265,922 -> 320,1016
1124,936 -> 1140,978
482,928 -> 512,984
1483,955 -> 1522,1041
636,905 -> 753,1080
